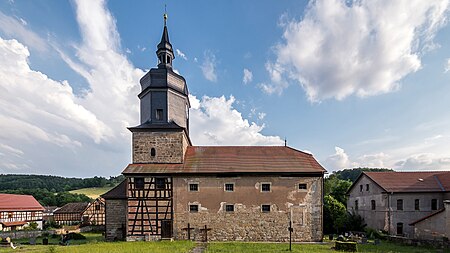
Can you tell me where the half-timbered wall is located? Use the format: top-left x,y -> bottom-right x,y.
127,176 -> 173,239
83,198 -> 106,225
54,213 -> 83,225
0,211 -> 43,231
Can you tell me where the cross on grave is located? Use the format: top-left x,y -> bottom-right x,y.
200,225 -> 212,242
182,223 -> 195,240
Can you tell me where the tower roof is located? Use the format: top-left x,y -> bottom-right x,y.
157,14 -> 173,53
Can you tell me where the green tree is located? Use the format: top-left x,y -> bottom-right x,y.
324,176 -> 352,204
324,195 -> 347,234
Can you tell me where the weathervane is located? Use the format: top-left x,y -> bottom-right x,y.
164,4 -> 168,26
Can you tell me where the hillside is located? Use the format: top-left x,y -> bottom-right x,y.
70,186 -> 113,199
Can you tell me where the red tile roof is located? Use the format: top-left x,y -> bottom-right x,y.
0,194 -> 44,211
0,221 -> 28,227
364,171 -> 450,192
409,208 -> 445,225
123,146 -> 326,174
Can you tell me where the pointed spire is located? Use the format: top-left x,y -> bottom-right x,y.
156,7 -> 174,69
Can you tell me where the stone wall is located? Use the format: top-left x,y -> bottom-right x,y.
105,199 -> 127,241
172,175 -> 323,242
132,131 -> 186,163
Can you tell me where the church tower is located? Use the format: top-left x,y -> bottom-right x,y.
129,13 -> 191,164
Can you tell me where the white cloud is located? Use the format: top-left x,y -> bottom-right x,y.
394,153 -> 450,170
189,95 -> 283,146
200,50 -> 217,82
0,11 -> 48,52
325,146 -> 351,171
266,0 -> 450,101
0,0 -> 143,176
176,48 -> 187,60
243,68 -> 253,84
445,58 -> 450,72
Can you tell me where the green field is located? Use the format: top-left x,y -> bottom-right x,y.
2,233 -> 448,253
69,187 -> 113,199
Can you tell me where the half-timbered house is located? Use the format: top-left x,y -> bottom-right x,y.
103,14 -> 326,242
0,193 -> 44,231
54,202 -> 89,225
83,197 -> 106,226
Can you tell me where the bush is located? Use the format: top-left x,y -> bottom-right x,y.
335,241 -> 357,252
67,232 -> 86,240
365,227 -> 385,239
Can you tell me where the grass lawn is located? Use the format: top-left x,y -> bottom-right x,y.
69,187 -> 113,199
206,241 -> 450,253
2,234 -> 448,253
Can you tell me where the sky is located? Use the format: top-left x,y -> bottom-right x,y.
1,0 -> 450,177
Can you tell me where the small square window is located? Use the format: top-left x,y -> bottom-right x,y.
298,184 -> 307,190
261,183 -> 271,192
135,178 -> 145,190
189,183 -> 199,192
225,204 -> 234,212
261,205 -> 271,212
95,204 -> 100,211
224,183 -> 234,192
189,204 -> 199,213
155,178 -> 166,190
156,109 -> 163,120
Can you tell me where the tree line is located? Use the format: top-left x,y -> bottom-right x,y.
0,174 -> 124,207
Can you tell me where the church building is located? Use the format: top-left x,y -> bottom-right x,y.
103,14 -> 326,242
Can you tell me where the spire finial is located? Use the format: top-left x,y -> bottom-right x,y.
284,137 -> 287,147
163,5 -> 168,26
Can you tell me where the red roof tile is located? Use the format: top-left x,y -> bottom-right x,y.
123,146 -> 326,174
364,171 -> 450,192
0,193 -> 44,211
0,221 -> 28,227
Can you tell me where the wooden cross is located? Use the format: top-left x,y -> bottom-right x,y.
181,223 -> 195,240
200,225 -> 212,242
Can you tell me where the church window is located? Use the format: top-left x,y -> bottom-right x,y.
432,199 -> 438,210
135,178 -> 145,190
224,183 -> 234,192
261,183 -> 271,192
261,205 -> 271,212
150,148 -> 156,157
298,183 -> 307,190
155,178 -> 166,190
189,204 -> 199,213
156,109 -> 163,120
189,183 -> 199,192
225,204 -> 234,212
167,55 -> 171,64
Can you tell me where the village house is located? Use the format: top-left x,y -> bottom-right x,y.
54,198 -> 106,226
0,193 -> 44,231
54,202 -> 89,225
347,171 -> 450,238
103,14 -> 326,242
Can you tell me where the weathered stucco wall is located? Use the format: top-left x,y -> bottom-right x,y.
105,199 -> 127,241
172,175 -> 323,242
348,174 -> 445,237
132,131 -> 187,163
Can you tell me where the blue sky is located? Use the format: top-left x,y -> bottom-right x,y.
1,0 -> 450,177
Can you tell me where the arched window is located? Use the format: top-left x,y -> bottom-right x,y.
150,148 -> 156,157
167,55 -> 171,64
